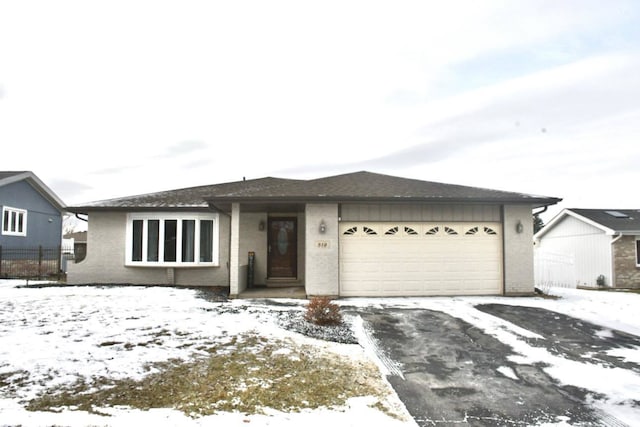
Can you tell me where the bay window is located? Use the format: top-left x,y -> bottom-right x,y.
126,213 -> 219,266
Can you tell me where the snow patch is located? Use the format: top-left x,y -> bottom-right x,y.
496,366 -> 519,380
607,346 -> 640,364
596,328 -> 614,339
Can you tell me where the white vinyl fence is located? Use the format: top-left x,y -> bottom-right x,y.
534,251 -> 576,290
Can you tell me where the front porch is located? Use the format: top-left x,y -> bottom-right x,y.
235,285 -> 307,299
227,202 -> 340,298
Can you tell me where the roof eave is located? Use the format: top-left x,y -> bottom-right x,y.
66,205 -> 213,214
535,208 -> 619,240
1,171 -> 66,211
206,195 -> 562,206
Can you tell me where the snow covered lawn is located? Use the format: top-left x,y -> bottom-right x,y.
0,281 -> 410,427
1,281 -> 640,426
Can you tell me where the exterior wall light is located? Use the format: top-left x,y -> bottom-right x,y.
258,220 -> 265,231
319,220 -> 326,234
516,221 -> 524,234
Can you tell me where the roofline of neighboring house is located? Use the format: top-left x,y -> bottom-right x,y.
534,208 -> 619,240
0,171 -> 66,211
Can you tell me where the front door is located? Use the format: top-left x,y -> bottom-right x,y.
267,218 -> 297,278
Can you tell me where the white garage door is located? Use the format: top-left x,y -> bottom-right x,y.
339,222 -> 503,296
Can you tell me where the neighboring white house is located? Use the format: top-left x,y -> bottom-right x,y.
67,171 -> 561,297
534,209 -> 640,289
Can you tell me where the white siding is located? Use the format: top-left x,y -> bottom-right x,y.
535,215 -> 612,288
340,204 -> 500,222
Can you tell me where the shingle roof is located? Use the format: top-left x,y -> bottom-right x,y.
0,171 -> 29,181
69,177 -> 297,210
569,209 -> 640,233
207,171 -> 559,202
0,171 -> 66,210
68,171 -> 561,212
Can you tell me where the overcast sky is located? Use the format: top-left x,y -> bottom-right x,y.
1,1 -> 639,223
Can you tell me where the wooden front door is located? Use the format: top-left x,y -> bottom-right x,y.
267,218 -> 297,278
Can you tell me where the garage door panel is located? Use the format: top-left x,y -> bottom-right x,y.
339,222 -> 502,296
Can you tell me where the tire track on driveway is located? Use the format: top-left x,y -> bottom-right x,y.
360,307 -> 606,426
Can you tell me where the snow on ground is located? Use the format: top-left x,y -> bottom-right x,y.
2,281 -> 640,426
0,280 -> 412,427
341,288 -> 640,426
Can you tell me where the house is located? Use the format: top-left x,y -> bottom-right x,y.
0,171 -> 67,278
0,171 -> 66,249
66,171 -> 560,297
534,209 -> 640,289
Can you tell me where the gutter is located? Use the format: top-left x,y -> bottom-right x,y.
611,233 -> 624,245
533,205 -> 548,217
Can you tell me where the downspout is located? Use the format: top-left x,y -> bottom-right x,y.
75,213 -> 88,222
532,206 -> 548,217
610,233 -> 624,287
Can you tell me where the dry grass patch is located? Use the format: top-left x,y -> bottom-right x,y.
26,333 -> 392,418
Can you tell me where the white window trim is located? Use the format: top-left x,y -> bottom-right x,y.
125,212 -> 219,267
2,206 -> 27,237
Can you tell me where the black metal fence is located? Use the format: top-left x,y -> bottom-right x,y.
0,245 -> 73,280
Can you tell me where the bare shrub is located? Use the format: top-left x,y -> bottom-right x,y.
304,296 -> 342,326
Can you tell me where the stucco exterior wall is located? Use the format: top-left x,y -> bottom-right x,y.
67,211 -> 230,286
503,205 -> 535,294
613,236 -> 640,288
238,212 -> 268,286
305,203 -> 339,296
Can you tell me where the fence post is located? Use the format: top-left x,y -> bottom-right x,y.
38,245 -> 43,278
57,245 -> 62,281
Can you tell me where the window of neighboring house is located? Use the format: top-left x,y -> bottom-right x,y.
636,238 -> 640,267
2,206 -> 27,236
126,213 -> 219,266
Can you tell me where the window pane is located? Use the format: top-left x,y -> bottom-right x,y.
17,212 -> 24,233
164,220 -> 177,262
182,220 -> 195,262
200,220 -> 213,262
147,220 -> 159,262
637,240 -> 640,265
132,220 -> 143,261
2,210 -> 8,232
10,212 -> 16,232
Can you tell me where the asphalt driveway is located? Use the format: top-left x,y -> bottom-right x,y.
359,304 -> 640,426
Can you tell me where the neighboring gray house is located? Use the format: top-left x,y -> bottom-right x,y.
67,171 -> 560,297
0,171 -> 66,249
534,209 -> 640,289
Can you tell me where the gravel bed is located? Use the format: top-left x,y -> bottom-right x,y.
275,310 -> 358,344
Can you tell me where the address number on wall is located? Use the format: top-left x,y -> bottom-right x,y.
315,240 -> 330,249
